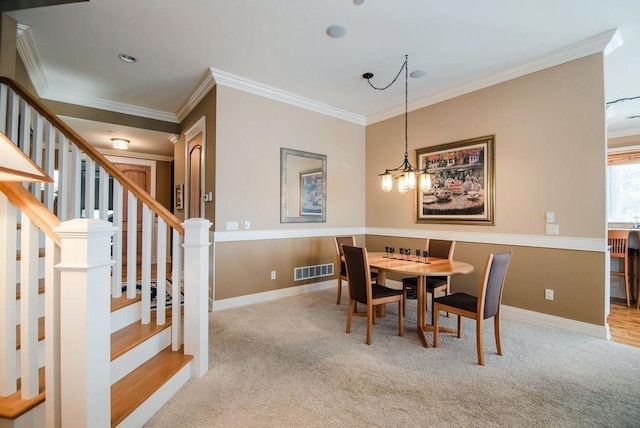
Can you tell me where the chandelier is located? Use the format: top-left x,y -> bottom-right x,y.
363,54 -> 431,193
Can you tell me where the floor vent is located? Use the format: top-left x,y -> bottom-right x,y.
294,263 -> 334,281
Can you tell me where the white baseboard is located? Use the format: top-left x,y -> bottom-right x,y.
212,280 -> 610,340
501,305 -> 609,339
212,279 -> 335,312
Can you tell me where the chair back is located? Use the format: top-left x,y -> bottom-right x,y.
342,245 -> 371,304
334,236 -> 356,277
429,239 -> 455,260
608,230 -> 629,259
478,251 -> 513,319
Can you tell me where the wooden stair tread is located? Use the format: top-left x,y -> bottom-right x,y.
16,317 -> 45,350
0,367 -> 45,419
111,347 -> 192,427
111,310 -> 172,361
111,294 -> 142,312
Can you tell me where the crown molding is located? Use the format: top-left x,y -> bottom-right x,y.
15,25 -> 179,123
42,89 -> 179,123
97,148 -> 173,162
175,69 -> 216,122
15,24 -> 49,96
367,29 -> 621,125
607,126 -> 640,139
209,67 -> 367,126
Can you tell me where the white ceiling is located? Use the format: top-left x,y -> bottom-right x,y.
7,0 -> 640,156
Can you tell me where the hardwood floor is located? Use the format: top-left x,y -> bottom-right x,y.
608,299 -> 640,348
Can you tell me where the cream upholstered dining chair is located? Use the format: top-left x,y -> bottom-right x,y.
433,251 -> 512,366
401,239 -> 456,322
333,236 -> 377,304
342,245 -> 404,345
608,230 -> 633,307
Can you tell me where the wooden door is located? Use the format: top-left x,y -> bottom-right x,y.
187,134 -> 203,218
116,163 -> 151,265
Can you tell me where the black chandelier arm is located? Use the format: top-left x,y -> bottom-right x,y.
363,55 -> 408,91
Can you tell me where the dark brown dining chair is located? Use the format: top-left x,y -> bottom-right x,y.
343,245 -> 404,345
333,236 -> 377,304
334,236 -> 356,304
433,251 -> 513,366
608,230 -> 633,307
402,239 -> 456,323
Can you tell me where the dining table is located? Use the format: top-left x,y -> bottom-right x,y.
366,251 -> 474,348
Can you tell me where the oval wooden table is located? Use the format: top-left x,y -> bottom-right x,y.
366,252 -> 474,348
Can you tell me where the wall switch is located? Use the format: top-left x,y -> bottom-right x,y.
203,191 -> 213,202
270,270 -> 276,280
546,212 -> 555,223
545,289 -> 554,301
226,221 -> 239,231
545,224 -> 559,235
245,220 -> 251,230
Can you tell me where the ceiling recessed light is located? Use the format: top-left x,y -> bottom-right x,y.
326,25 -> 346,38
353,0 -> 364,5
410,70 -> 427,78
118,53 -> 137,64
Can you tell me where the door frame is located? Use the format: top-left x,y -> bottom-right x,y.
184,116 -> 206,219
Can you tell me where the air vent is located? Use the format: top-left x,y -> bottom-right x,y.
294,263 -> 334,281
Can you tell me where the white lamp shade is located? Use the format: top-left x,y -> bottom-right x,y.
405,170 -> 416,189
381,172 -> 393,192
419,172 -> 432,191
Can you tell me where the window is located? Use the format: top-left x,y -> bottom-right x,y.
608,159 -> 640,222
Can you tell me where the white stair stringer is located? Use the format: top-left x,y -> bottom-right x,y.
111,327 -> 171,385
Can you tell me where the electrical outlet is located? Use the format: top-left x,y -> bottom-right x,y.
545,224 -> 559,235
545,289 -> 554,301
226,221 -> 238,231
271,270 -> 276,280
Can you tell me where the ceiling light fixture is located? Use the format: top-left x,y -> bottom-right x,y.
111,138 -> 129,150
118,53 -> 137,63
363,55 -> 431,193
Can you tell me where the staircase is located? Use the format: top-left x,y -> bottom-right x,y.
0,77 -> 211,427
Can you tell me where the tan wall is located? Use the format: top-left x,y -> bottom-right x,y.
216,235 -> 367,300
365,236 -> 605,325
215,86 -> 365,231
177,86 -> 217,223
366,54 -> 608,325
212,86 -> 366,300
156,160 -> 172,210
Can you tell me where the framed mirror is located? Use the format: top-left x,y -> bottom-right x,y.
280,148 -> 327,223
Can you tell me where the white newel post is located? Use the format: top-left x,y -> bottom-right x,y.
182,218 -> 212,378
55,219 -> 115,428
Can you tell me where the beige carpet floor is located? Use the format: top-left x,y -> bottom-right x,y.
146,289 -> 640,427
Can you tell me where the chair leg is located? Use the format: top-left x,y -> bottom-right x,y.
494,314 -> 502,356
366,304 -> 373,345
337,277 -> 342,305
433,303 -> 440,348
398,299 -> 404,337
402,286 -> 407,317
346,299 -> 353,333
625,256 -> 631,307
476,318 -> 484,366
456,315 -> 462,338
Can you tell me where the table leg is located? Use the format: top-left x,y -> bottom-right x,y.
417,276 -> 429,347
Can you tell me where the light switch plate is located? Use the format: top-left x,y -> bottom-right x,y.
226,221 -> 239,231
